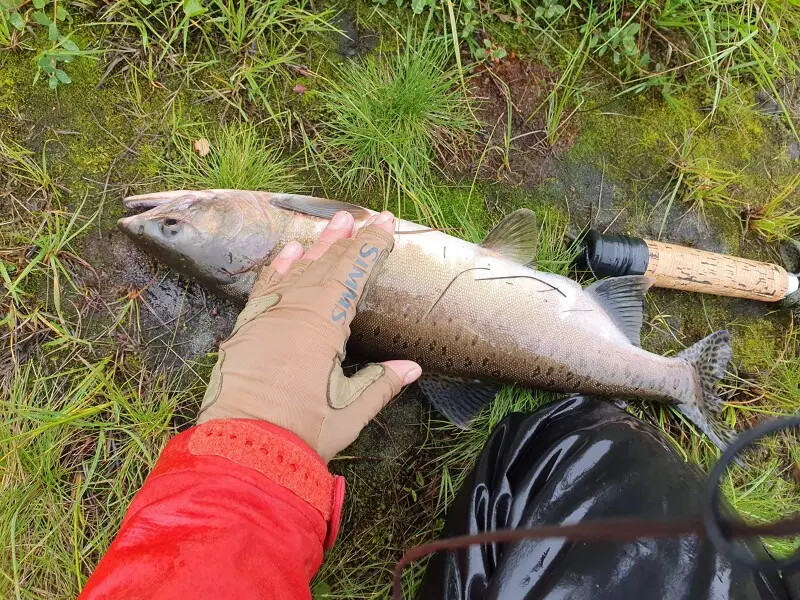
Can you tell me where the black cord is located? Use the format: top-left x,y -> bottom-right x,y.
703,416 -> 800,572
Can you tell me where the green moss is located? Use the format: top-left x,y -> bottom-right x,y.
731,320 -> 781,372
641,289 -> 729,356
572,84 -> 784,182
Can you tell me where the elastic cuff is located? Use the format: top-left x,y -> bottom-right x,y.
183,420 -> 345,547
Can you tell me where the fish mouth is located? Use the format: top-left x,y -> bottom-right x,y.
117,214 -> 145,236
123,190 -> 201,210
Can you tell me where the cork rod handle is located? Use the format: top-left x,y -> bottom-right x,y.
643,240 -> 789,302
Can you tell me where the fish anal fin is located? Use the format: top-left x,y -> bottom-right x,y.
480,209 -> 539,265
417,374 -> 500,427
270,193 -> 371,220
585,275 -> 653,347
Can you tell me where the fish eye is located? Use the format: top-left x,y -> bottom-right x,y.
160,218 -> 181,237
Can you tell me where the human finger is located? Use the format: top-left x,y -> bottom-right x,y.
359,210 -> 395,235
304,211 -> 355,262
327,224 -> 395,327
249,241 -> 305,297
380,360 -> 422,386
320,360 -> 421,461
269,241 -> 305,275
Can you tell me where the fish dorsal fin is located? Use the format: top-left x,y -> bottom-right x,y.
585,275 -> 653,347
418,374 -> 500,427
269,193 -> 371,220
480,209 -> 539,265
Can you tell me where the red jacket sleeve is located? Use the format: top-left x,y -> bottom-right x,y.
79,419 -> 345,600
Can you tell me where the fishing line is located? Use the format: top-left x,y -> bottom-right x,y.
391,416 -> 800,599
421,267 -> 490,320
474,274 -> 567,297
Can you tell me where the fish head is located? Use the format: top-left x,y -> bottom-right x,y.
118,189 -> 280,289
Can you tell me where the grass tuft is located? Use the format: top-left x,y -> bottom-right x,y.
313,34 -> 477,198
743,173 -> 800,241
158,123 -> 301,192
1,354 -> 207,599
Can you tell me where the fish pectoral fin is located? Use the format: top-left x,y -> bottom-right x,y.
585,275 -> 654,347
418,374 -> 500,427
480,209 -> 539,265
269,194 -> 371,220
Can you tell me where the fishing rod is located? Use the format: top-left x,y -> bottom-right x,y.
573,230 -> 800,312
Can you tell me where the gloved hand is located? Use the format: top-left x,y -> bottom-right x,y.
197,210 -> 422,462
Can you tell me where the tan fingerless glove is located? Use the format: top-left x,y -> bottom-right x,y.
197,225 -> 401,462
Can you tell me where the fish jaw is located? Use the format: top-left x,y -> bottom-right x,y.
123,190 -> 199,210
123,189 -> 281,210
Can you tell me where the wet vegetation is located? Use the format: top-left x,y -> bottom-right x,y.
2,0 -> 800,597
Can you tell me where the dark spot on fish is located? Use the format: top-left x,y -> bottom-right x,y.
471,336 -> 479,347
414,338 -> 421,347
228,252 -> 233,264
545,367 -> 554,376
532,366 -> 541,376
401,341 -> 408,349
373,326 -> 381,336
447,317 -> 453,323
491,369 -> 500,377
464,357 -> 473,367
546,378 -> 556,387
429,341 -> 436,351
446,358 -> 454,368
454,334 -> 460,341
392,334 -> 401,345
440,346 -> 447,356
482,358 -> 490,367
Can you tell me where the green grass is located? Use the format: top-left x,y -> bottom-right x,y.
744,173 -> 800,241
566,1 -> 800,133
1,351 -> 209,599
0,135 -> 57,196
655,130 -> 745,233
157,122 -> 302,192
2,1 -> 800,598
98,0 -> 335,127
0,165 -> 210,598
311,32 -> 478,199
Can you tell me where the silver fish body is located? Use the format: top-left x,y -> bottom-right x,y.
118,189 -> 734,449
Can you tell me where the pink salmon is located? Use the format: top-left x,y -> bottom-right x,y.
119,189 -> 735,450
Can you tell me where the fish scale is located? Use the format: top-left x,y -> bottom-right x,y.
118,189 -> 735,450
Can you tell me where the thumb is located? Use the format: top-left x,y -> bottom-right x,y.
320,360 -> 421,461
338,360 -> 421,420
381,360 -> 422,387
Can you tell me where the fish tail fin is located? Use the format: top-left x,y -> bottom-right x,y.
677,330 -> 736,451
